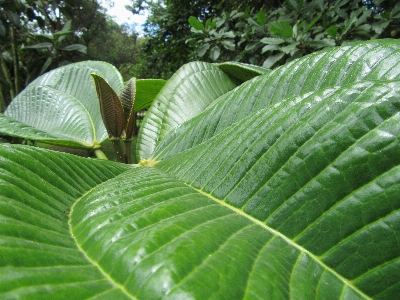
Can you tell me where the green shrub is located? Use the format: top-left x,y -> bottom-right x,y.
188,0 -> 400,67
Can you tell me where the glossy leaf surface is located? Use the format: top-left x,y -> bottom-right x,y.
1,61 -> 123,148
136,61 -> 240,160
153,39 -> 400,159
1,40 -> 400,299
217,61 -> 269,82
134,79 -> 167,112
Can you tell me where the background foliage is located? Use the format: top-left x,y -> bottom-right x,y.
188,0 -> 400,67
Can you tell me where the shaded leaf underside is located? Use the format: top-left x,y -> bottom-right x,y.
2,61 -> 123,148
92,73 -> 125,139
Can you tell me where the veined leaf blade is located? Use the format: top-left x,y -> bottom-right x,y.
119,78 -> 136,140
136,61 -> 240,161
135,79 -> 167,111
0,144 -> 131,298
152,39 -> 400,159
3,61 -> 124,148
91,73 -> 125,139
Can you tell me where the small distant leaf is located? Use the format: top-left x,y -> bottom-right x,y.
261,44 -> 280,53
221,40 -> 235,51
39,57 -> 52,75
305,14 -> 322,33
262,52 -> 285,68
270,20 -> 293,37
210,45 -> 221,61
198,43 -> 210,57
281,42 -> 299,54
245,42 -> 260,51
355,24 -> 372,32
372,23 -> 384,35
53,30 -> 73,39
62,44 -> 87,54
91,73 -> 125,140
188,16 -> 204,31
285,0 -> 298,11
221,31 -> 235,38
5,10 -> 20,26
260,37 -> 285,44
190,27 -> 203,34
216,18 -> 225,28
308,39 -> 336,48
24,43 -> 53,50
235,21 -> 246,29
32,34 -> 54,42
327,25 -> 339,37
62,20 -> 72,31
1,51 -> 12,63
247,17 -> 260,27
256,10 -> 267,26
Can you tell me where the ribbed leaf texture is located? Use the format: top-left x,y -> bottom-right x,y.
216,61 -> 269,82
91,73 -> 125,139
153,39 -> 400,159
1,61 -> 123,148
1,40 -> 399,299
119,78 -> 136,140
136,61 -> 240,161
135,79 -> 167,112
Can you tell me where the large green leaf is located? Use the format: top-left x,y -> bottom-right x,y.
1,40 -> 400,299
136,61 -> 240,161
153,39 -> 400,159
1,61 -> 123,149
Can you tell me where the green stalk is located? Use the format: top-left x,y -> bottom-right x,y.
0,55 -> 15,99
93,149 -> 108,160
111,139 -> 124,162
124,140 -> 133,164
10,27 -> 20,94
0,84 -> 6,113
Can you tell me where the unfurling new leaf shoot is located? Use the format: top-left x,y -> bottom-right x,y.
91,73 -> 125,140
119,78 -> 136,163
91,73 -> 136,163
119,77 -> 136,141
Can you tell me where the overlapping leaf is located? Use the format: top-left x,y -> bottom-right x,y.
1,40 -> 400,299
136,61 -> 240,160
152,39 -> 400,160
1,61 -> 123,149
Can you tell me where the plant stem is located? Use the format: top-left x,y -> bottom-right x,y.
0,84 -> 6,113
111,140 -> 124,162
10,26 -> 20,95
93,149 -> 108,160
124,140 -> 133,164
0,55 -> 15,99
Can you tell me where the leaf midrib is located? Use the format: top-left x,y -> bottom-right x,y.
68,171 -> 138,300
189,182 -> 372,300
